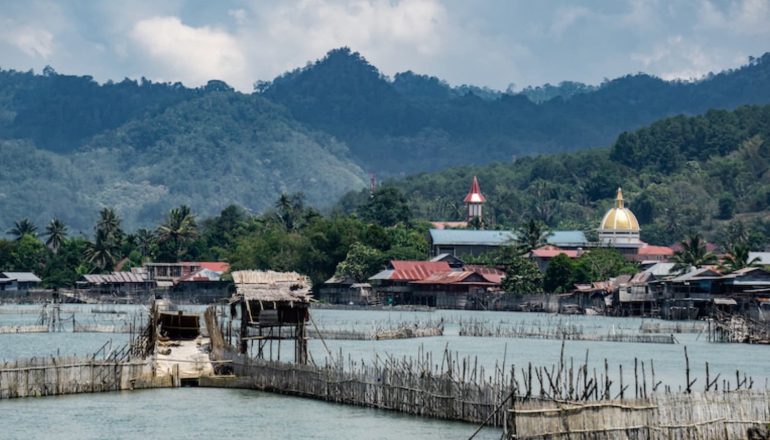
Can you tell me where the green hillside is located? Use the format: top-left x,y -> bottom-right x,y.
263,49 -> 770,175
335,105 -> 770,248
0,92 -> 366,231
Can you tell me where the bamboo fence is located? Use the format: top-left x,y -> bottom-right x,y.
0,345 -> 155,399
459,318 -> 675,344
507,390 -> 770,439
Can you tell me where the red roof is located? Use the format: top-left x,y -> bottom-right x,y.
430,221 -> 468,230
180,262 -> 230,272
463,265 -> 506,283
530,249 -> 580,258
412,270 -> 498,285
638,245 -> 674,256
670,242 -> 718,252
463,176 -> 486,203
390,261 -> 451,280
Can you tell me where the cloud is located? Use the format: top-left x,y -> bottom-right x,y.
631,35 -> 718,80
697,0 -> 770,35
549,6 -> 591,38
0,24 -> 55,58
130,16 -> 247,87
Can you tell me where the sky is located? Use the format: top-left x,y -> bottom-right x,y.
0,0 -> 768,92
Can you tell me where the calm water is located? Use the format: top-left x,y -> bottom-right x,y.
0,388 -> 501,440
1,305 -> 769,439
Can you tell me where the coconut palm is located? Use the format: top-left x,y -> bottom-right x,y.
84,228 -> 119,270
671,234 -> 718,275
8,218 -> 38,240
96,207 -> 123,237
513,218 -> 553,254
43,218 -> 68,253
719,245 -> 761,274
156,205 -> 198,261
136,228 -> 155,261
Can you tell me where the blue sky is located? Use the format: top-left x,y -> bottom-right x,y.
0,0 -> 767,92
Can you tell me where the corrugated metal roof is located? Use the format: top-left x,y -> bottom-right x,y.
369,269 -> 395,281
1,272 -> 42,282
638,245 -> 674,255
390,261 -> 451,280
429,229 -> 588,246
671,267 -> 721,282
530,249 -> 580,258
642,262 -> 676,277
82,271 -> 148,284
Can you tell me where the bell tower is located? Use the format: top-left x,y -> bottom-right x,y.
463,176 -> 486,223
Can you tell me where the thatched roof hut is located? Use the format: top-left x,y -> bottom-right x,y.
232,270 -> 312,306
231,270 -> 312,362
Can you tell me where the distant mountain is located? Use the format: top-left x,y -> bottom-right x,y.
0,90 -> 365,231
2,49 -> 770,233
262,48 -> 770,175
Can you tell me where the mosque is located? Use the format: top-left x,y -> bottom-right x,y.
428,178 -> 672,263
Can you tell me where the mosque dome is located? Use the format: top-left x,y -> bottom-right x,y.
600,188 -> 639,231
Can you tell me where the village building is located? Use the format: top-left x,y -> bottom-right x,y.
0,272 -> 42,290
77,268 -> 154,295
145,261 -> 229,288
318,276 -> 373,305
411,265 -> 505,308
368,261 -> 452,305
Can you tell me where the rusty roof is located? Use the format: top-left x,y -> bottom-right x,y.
82,271 -> 149,284
388,261 -> 451,280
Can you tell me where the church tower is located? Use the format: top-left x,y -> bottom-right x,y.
463,176 -> 486,223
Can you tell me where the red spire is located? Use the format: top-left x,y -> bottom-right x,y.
463,176 -> 486,203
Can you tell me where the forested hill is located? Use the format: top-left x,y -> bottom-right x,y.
262,49 -> 770,175
2,50 -> 770,233
0,89 -> 366,232
335,105 -> 770,248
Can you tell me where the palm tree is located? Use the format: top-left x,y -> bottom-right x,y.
85,228 -> 119,270
156,205 -> 198,261
136,228 -> 155,261
671,234 -> 718,274
8,218 -> 38,240
43,218 -> 68,253
719,245 -> 761,274
96,207 -> 123,237
513,218 -> 553,254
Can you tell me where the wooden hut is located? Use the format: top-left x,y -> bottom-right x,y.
232,270 -> 312,364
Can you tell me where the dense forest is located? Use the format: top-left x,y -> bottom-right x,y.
2,49 -> 770,233
337,105 -> 770,248
262,49 -> 770,174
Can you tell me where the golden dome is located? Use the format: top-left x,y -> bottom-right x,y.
600,188 -> 640,231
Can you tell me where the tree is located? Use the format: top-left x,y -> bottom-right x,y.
572,248 -> 633,282
11,234 -> 47,272
358,187 -> 411,227
513,219 -> 553,254
333,242 -> 384,282
8,218 -> 38,240
96,207 -> 123,237
719,245 -> 761,273
136,228 -> 155,261
543,253 -> 574,293
670,234 -> 718,274
156,205 -> 199,261
501,256 -> 543,293
718,193 -> 736,220
43,218 -> 68,253
84,228 -> 119,270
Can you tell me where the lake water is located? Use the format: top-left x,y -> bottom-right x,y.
1,305 -> 769,439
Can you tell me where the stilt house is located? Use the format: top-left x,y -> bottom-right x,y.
231,270 -> 312,364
